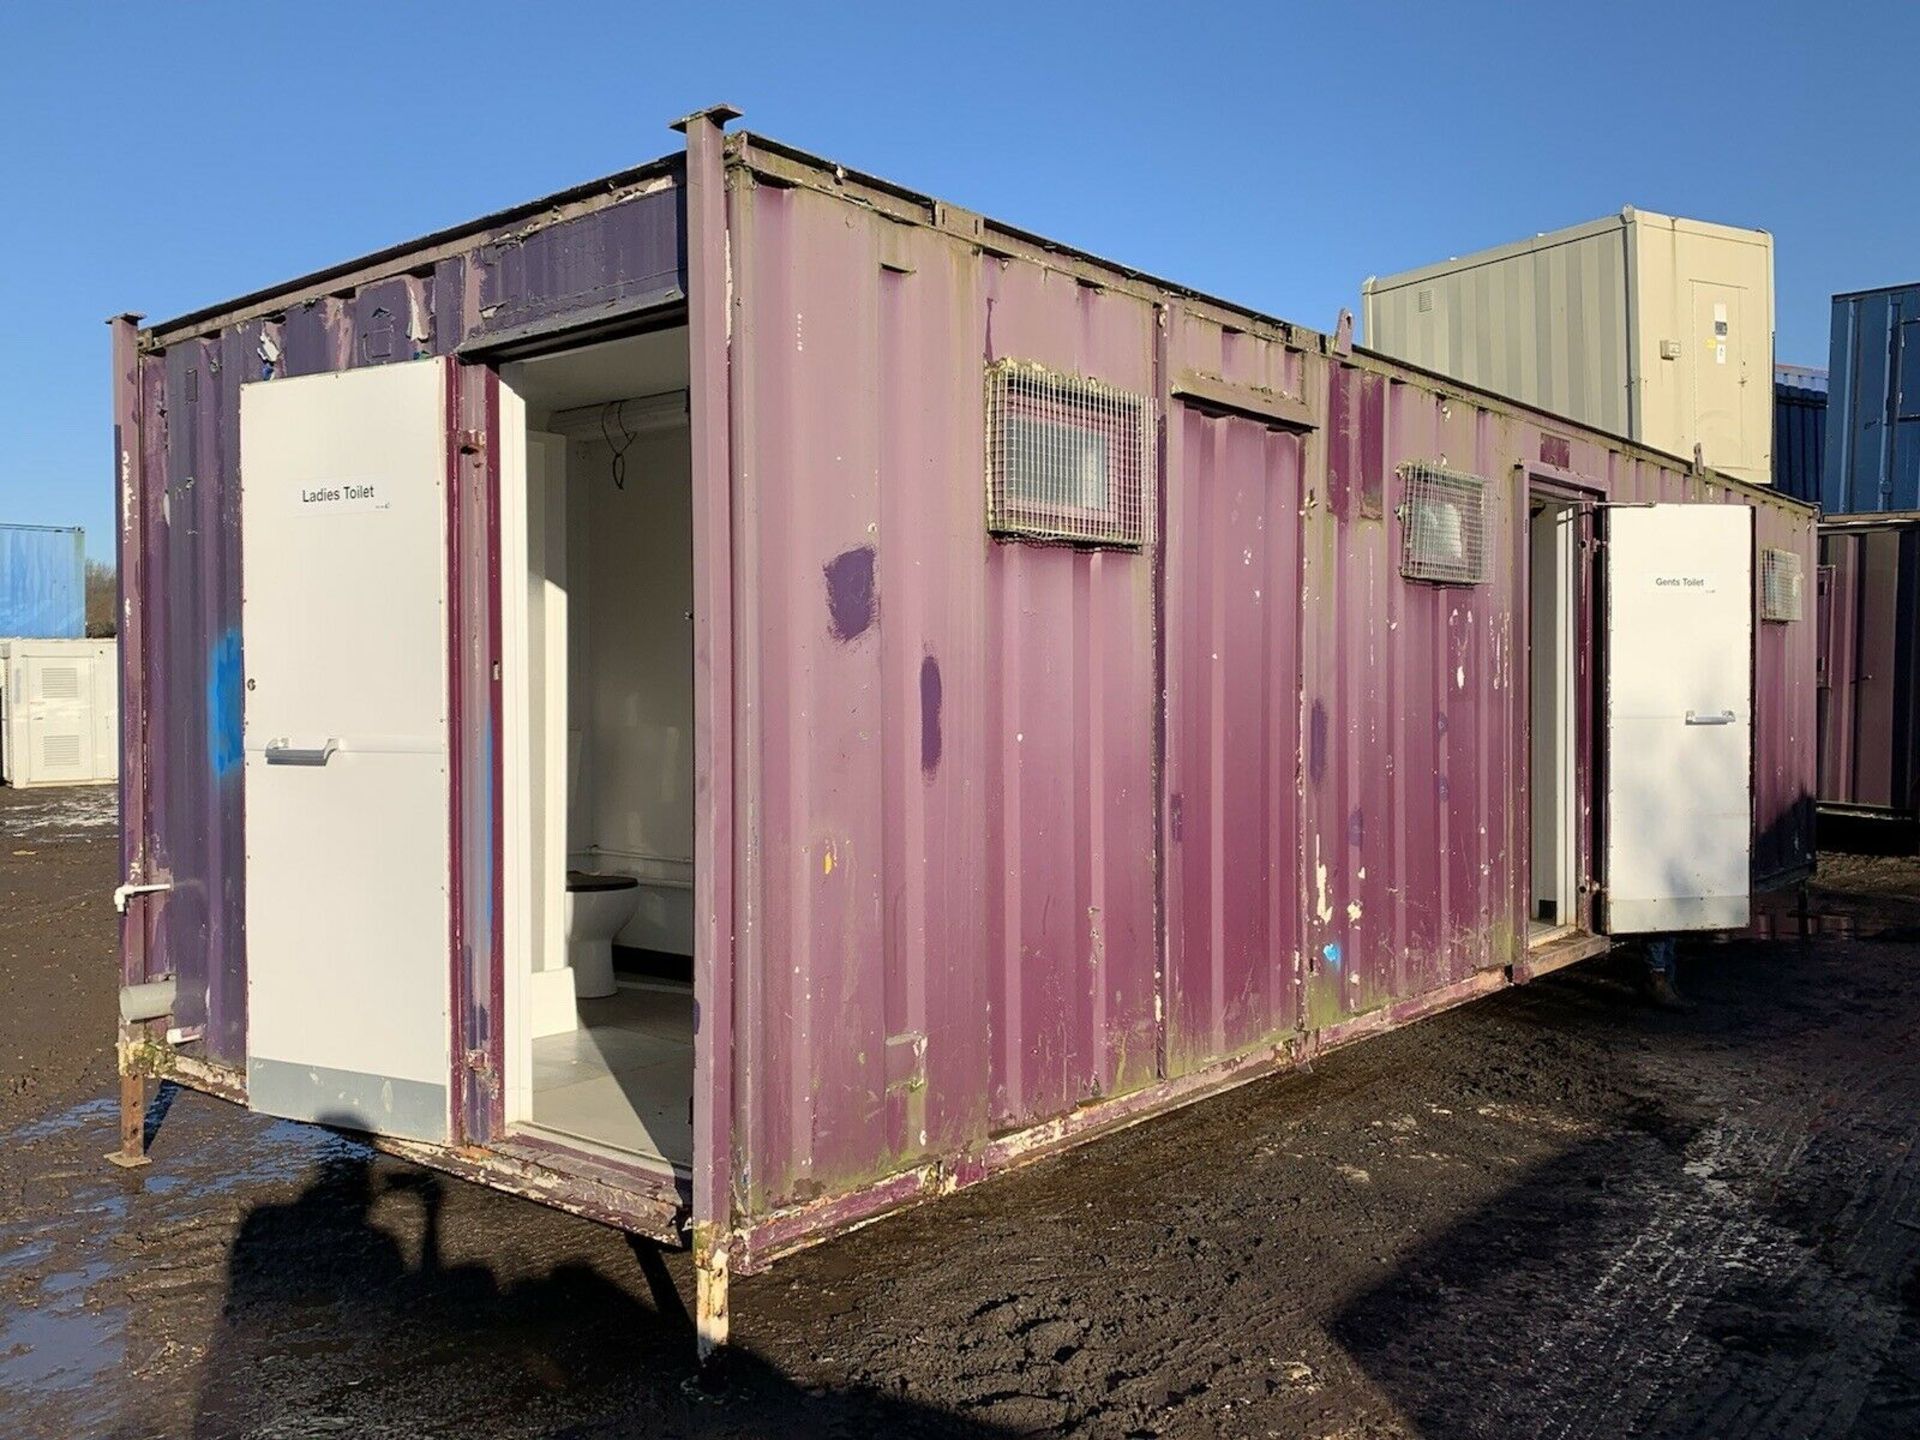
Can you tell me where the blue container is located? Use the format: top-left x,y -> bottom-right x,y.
1825,283 -> 1920,515
1774,363 -> 1827,504
0,524 -> 86,637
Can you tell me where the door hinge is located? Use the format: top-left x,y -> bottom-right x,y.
463,1047 -> 501,1095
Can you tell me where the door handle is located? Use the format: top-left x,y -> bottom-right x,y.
1683,710 -> 1736,726
264,738 -> 340,766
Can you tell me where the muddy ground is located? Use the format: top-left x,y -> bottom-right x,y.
3,786 -> 1918,1439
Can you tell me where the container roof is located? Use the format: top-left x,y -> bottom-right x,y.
133,119 -> 1812,515
142,153 -> 684,343
1363,207 -> 1771,295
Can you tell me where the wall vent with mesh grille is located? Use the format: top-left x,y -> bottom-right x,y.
1760,547 -> 1804,622
986,360 -> 1153,548
1398,464 -> 1488,585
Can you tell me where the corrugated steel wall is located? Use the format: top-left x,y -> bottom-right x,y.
1302,361 -> 1531,1024
725,142 -> 1817,1220
727,175 -> 1161,1212
1774,368 -> 1827,503
123,174 -> 685,1068
0,524 -> 85,638
1825,284 -> 1920,514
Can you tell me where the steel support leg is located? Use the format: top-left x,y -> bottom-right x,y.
695,1231 -> 731,1360
108,1034 -> 151,1169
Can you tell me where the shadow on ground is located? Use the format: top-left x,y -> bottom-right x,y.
176,1134 -> 1011,1440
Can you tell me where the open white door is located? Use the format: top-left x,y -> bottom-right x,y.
1603,503 -> 1753,933
240,358 -> 454,1142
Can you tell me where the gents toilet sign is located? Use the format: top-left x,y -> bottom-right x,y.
295,478 -> 390,515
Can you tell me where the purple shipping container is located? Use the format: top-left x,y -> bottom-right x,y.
111,112 -> 1817,1349
1816,512 -> 1920,822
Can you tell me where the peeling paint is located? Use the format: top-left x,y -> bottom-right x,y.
205,629 -> 243,781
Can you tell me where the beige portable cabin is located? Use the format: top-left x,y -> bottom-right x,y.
1362,209 -> 1775,487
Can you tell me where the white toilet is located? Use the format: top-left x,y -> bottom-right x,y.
564,869 -> 640,999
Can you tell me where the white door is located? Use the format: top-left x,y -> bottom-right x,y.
22,651 -> 95,785
240,358 -> 453,1143
1689,281 -> 1748,474
1603,503 -> 1753,933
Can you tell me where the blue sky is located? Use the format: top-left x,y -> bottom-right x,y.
2,1 -> 1912,561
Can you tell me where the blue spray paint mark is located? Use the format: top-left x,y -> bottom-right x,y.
206,629 -> 244,780
1321,941 -> 1342,971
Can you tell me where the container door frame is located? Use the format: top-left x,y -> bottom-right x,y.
443,115 -> 734,1293
477,309 -> 705,1189
1520,468 -> 1603,940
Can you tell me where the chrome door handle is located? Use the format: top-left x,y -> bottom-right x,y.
264,738 -> 340,766
1683,710 -> 1736,726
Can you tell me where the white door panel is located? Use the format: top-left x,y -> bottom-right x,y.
241,358 -> 453,1143
1604,503 -> 1753,933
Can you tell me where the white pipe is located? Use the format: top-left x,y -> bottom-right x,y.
113,880 -> 172,914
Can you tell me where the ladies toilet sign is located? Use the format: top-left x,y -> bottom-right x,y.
296,478 -> 390,514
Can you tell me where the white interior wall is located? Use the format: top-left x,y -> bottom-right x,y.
1528,503 -> 1577,928
570,426 -> 696,954
498,386 -> 533,1120
528,432 -> 569,975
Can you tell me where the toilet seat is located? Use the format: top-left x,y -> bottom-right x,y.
567,870 -> 640,893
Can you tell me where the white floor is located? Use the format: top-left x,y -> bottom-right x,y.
528,980 -> 693,1166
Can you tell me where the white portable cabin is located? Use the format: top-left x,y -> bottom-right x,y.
0,638 -> 119,787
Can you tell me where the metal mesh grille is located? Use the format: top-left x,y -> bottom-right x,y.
1398,464 -> 1487,585
986,360 -> 1153,548
1760,547 -> 1804,622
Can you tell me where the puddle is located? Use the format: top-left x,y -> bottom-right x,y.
0,1259 -> 121,1391
0,1083 -> 380,1433
0,1246 -> 125,1437
3,1095 -> 116,1144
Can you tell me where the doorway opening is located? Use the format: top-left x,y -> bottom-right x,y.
498,327 -> 694,1171
1528,495 -> 1580,943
